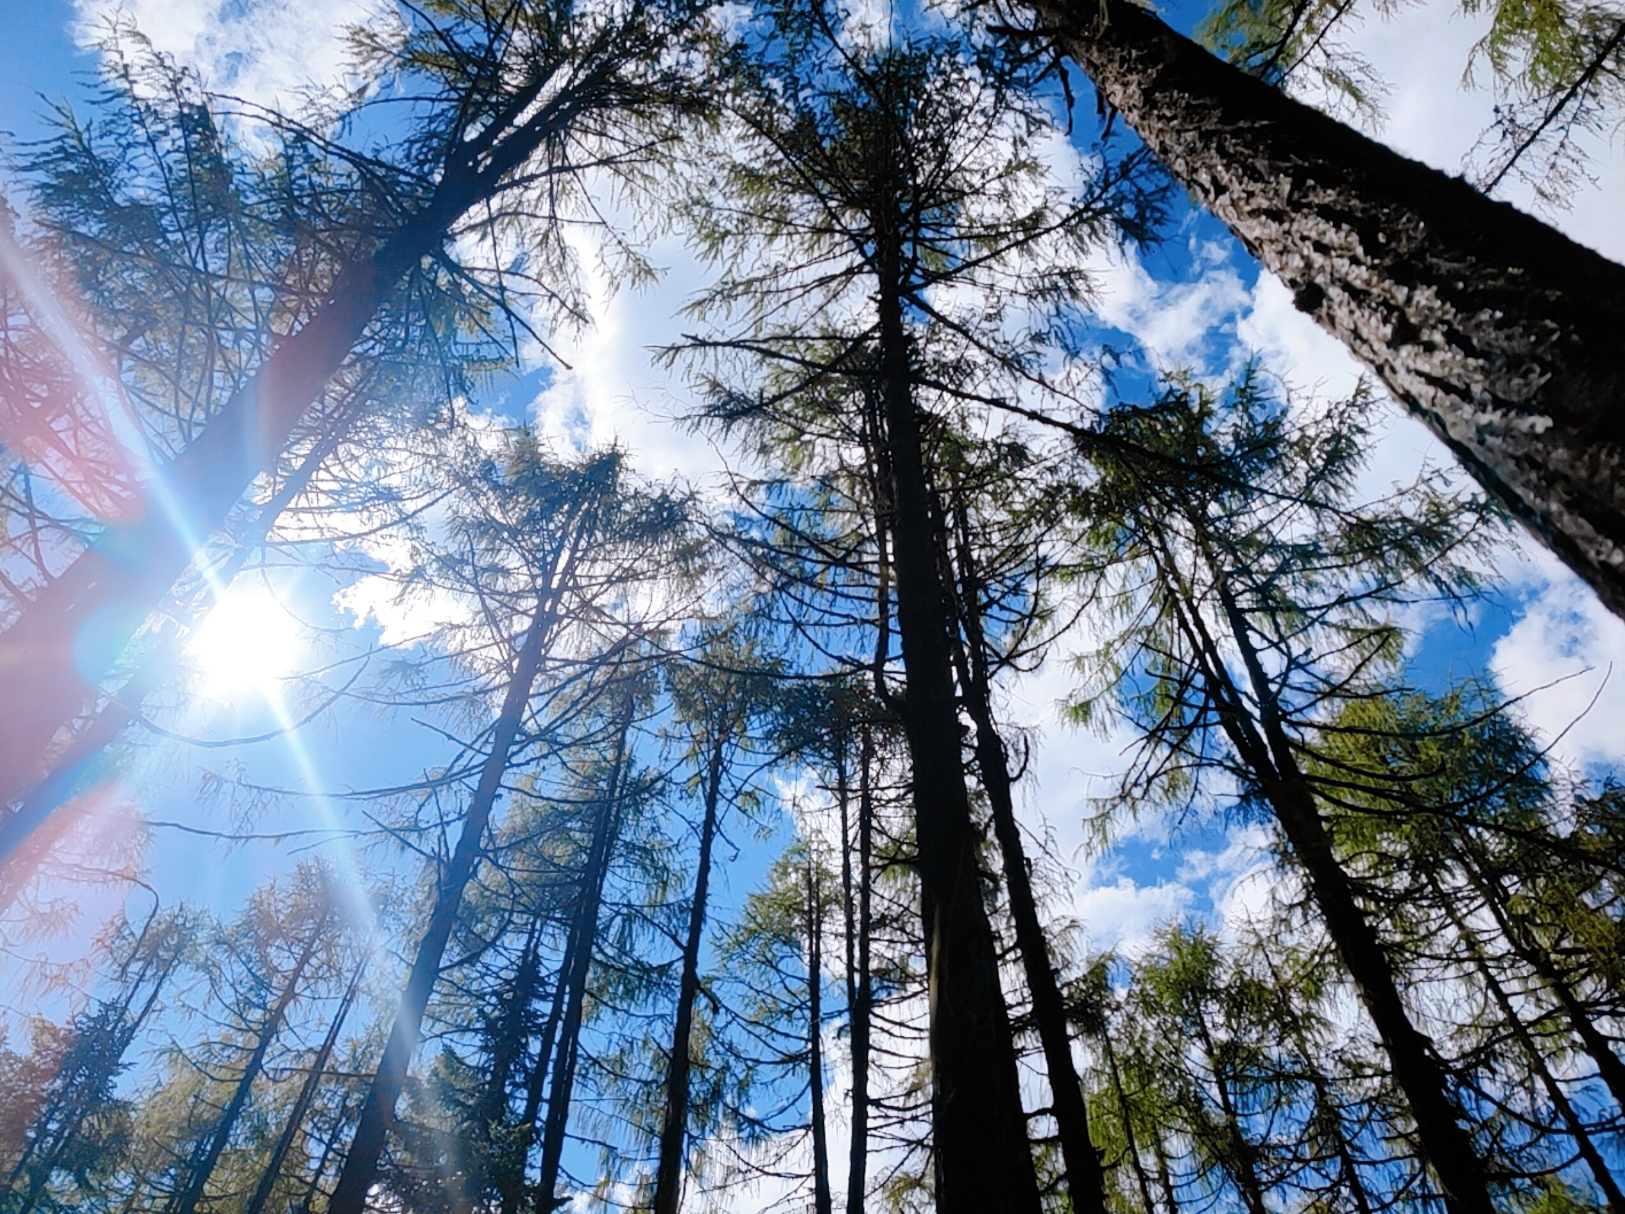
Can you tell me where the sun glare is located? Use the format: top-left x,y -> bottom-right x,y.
189,583 -> 305,700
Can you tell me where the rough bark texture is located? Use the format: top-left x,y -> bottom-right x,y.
1034,0 -> 1625,619
877,269 -> 1043,1214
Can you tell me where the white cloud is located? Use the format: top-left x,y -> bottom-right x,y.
1072,876 -> 1195,956
1491,549 -> 1625,771
74,0 -> 375,111
1089,238 -> 1251,370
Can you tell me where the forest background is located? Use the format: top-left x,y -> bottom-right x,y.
0,0 -> 1623,1210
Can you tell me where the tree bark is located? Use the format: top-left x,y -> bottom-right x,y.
1032,0 -> 1625,620
244,953 -> 367,1214
945,501 -> 1108,1214
650,735 -> 726,1214
533,705 -> 633,1214
874,262 -> 1043,1214
807,857 -> 834,1214
1185,571 -> 1496,1214
1435,879 -> 1625,1213
326,602 -> 552,1214
843,726 -> 873,1214
173,920 -> 326,1214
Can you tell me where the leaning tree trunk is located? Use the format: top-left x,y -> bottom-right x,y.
651,734 -> 727,1214
244,952 -> 367,1214
1031,0 -> 1625,619
175,921 -> 326,1214
326,602 -> 553,1214
1186,571 -> 1497,1214
0,413 -> 344,906
533,703 -> 633,1214
875,258 -> 1044,1214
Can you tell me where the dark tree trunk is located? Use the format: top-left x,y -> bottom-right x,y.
1031,0 -> 1625,620
1436,881 -> 1625,1213
174,921 -> 326,1214
842,726 -> 874,1214
945,501 -> 1108,1214
533,707 -> 633,1214
1179,569 -> 1496,1214
1100,1026 -> 1160,1214
326,604 -> 552,1214
244,954 -> 367,1214
1457,848 -> 1625,1114
874,262 -> 1042,1214
807,857 -> 834,1214
1189,1012 -> 1268,1214
650,735 -> 726,1214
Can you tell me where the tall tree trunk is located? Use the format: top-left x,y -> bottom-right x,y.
1189,1012 -> 1268,1214
874,254 -> 1043,1214
650,735 -> 726,1214
807,856 -> 834,1214
1100,1027 -> 1160,1214
944,498 -> 1108,1214
244,952 -> 367,1214
1031,0 -> 1625,620
475,922 -> 543,1203
533,704 -> 633,1214
843,725 -> 874,1214
1434,878 -> 1625,1213
173,920 -> 326,1214
326,602 -> 553,1214
1174,561 -> 1496,1214
1455,847 -> 1625,1113
0,58 -> 618,803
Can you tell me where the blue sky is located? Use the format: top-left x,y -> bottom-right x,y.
2,0 -> 1623,1008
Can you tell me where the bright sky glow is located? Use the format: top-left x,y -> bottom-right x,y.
188,582 -> 306,701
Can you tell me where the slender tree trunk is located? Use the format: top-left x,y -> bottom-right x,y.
326,602 -> 553,1214
0,58 -> 614,803
1456,849 -> 1625,1113
874,251 -> 1043,1214
174,921 -> 326,1214
503,950 -> 568,1214
651,735 -> 727,1214
1189,1012 -> 1269,1214
1181,567 -> 1496,1214
476,923 -> 543,1202
533,704 -> 633,1214
1032,0 -> 1625,620
1436,880 -> 1625,1212
244,952 -> 367,1214
945,500 -> 1107,1214
1101,1024 -> 1161,1214
844,725 -> 874,1214
808,856 -> 834,1214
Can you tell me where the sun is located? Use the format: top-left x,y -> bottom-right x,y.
189,582 -> 305,700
